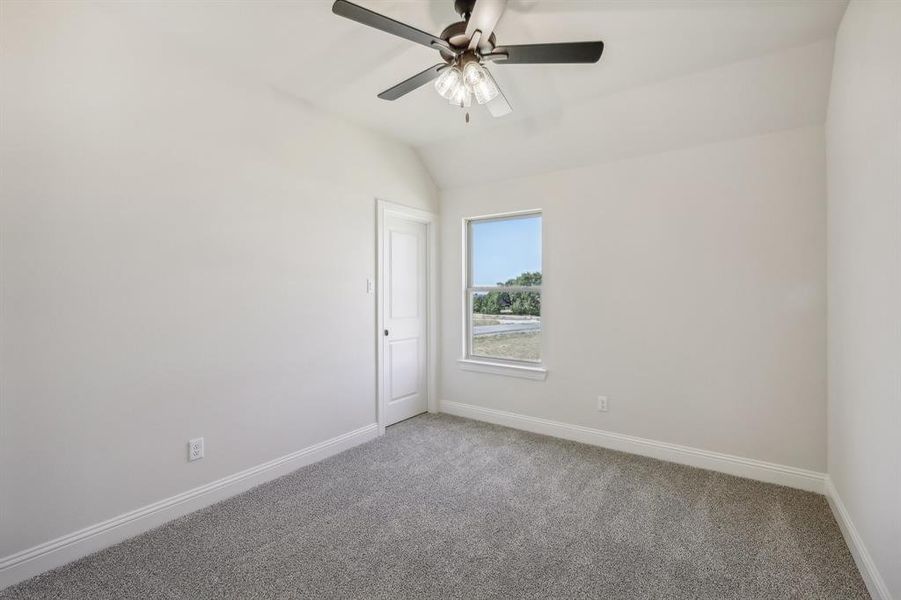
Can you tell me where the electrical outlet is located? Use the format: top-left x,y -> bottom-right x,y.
188,437 -> 204,462
597,396 -> 609,412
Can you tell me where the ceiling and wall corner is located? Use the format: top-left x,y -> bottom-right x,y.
419,38 -> 837,188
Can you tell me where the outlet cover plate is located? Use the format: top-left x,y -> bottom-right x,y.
188,438 -> 204,461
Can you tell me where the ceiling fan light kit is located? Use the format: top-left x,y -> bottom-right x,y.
332,0 -> 604,119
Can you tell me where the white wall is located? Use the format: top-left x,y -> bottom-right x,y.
440,125 -> 827,472
0,0 -> 436,560
826,1 -> 901,597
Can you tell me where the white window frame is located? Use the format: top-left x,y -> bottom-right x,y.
458,209 -> 547,381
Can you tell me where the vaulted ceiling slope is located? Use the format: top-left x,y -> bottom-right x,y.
422,38 -> 836,187
108,0 -> 846,188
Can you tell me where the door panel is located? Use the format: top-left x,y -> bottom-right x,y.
389,338 -> 419,399
389,230 -> 419,319
383,215 -> 428,426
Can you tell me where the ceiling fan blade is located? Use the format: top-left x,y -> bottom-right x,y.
492,41 -> 604,64
465,0 -> 507,50
378,64 -> 448,101
485,68 -> 512,117
332,0 -> 451,53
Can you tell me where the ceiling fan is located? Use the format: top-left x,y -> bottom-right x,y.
331,0 -> 604,118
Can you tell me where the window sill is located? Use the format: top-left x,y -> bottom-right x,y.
457,358 -> 548,381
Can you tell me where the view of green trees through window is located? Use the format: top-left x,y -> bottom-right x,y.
471,272 -> 541,316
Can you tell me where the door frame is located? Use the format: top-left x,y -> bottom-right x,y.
376,199 -> 438,435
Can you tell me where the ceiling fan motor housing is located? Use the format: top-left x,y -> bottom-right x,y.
438,21 -> 496,62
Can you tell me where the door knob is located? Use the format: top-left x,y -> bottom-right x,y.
384,329 -> 389,336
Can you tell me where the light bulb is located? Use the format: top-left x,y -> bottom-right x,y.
434,67 -> 462,100
463,62 -> 498,105
448,83 -> 471,108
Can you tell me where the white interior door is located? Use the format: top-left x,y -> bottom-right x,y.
382,214 -> 428,426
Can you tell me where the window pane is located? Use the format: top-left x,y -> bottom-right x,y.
471,215 -> 541,287
471,290 -> 541,362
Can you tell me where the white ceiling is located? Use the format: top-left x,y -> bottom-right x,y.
109,0 -> 847,186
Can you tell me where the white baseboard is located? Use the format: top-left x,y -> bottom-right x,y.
825,477 -> 893,600
0,422 -> 379,591
440,400 -> 826,493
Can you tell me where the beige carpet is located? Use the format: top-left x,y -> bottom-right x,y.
0,414 -> 869,599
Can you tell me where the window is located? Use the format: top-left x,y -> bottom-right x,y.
461,210 -> 545,378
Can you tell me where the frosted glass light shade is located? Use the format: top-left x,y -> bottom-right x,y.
434,67 -> 463,100
471,78 -> 498,104
463,61 -> 487,87
463,62 -> 498,104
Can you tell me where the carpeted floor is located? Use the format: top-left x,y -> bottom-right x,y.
1,414 -> 869,599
